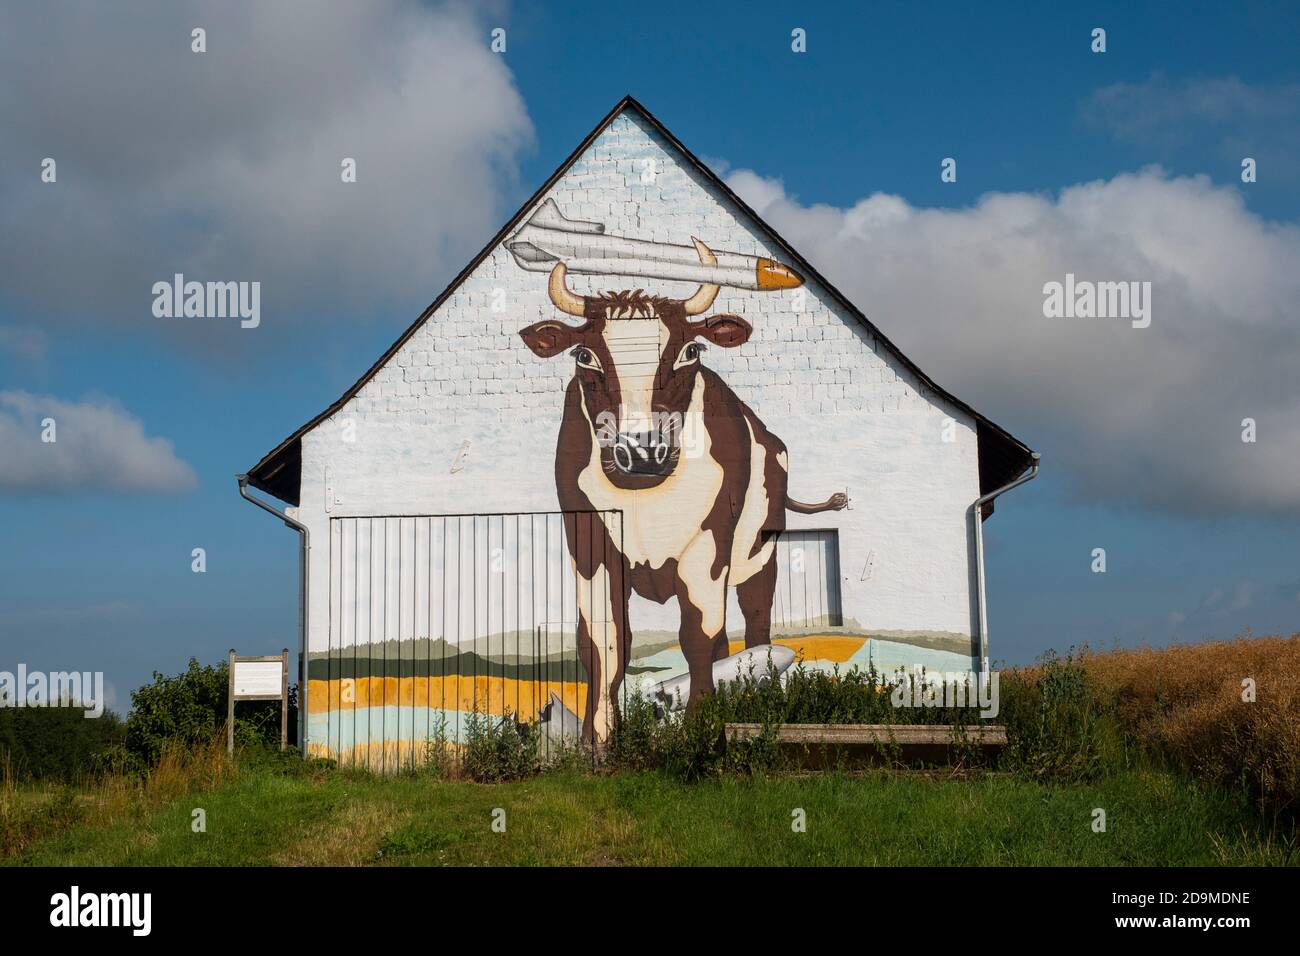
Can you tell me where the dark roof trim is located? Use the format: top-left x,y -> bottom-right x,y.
247,95 -> 1034,506
245,96 -> 636,504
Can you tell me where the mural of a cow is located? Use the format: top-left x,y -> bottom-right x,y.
519,240 -> 847,741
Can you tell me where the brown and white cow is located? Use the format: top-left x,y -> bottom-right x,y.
519,240 -> 847,741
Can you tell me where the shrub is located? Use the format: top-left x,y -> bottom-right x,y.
653,693 -> 731,781
999,651 -> 1115,783
609,663 -> 913,780
419,716 -> 456,779
461,712 -> 540,782
125,658 -> 297,767
721,659 -> 898,725
608,680 -> 773,780
0,704 -> 126,782
605,691 -> 660,770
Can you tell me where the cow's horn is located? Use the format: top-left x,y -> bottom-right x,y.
683,237 -> 720,315
548,263 -> 586,317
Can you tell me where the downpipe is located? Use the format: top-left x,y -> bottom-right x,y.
237,474 -> 310,757
973,452 -> 1040,677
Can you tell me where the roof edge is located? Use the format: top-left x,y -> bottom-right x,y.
246,96 -> 642,504
246,94 -> 1034,504
624,100 -> 1036,489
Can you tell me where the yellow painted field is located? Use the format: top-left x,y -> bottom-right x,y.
307,675 -> 587,718
726,635 -> 866,663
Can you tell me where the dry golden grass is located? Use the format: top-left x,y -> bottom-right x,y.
1077,633 -> 1300,823
2,730 -> 238,858
84,734 -> 235,823
274,798 -> 417,866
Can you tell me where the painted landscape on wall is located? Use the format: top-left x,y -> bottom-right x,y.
303,499 -> 970,768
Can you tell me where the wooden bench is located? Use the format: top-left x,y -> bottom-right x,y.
725,723 -> 1007,766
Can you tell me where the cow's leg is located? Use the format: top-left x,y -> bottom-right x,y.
735,551 -> 777,649
566,508 -> 630,746
732,413 -> 785,652
675,531 -> 730,708
574,559 -> 628,745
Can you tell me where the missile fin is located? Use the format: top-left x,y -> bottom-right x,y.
528,197 -> 605,234
506,241 -> 558,269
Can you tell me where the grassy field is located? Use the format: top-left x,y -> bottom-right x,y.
4,758 -> 1293,867
4,634 -> 1296,866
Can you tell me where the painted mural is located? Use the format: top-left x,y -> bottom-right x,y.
297,113 -> 991,769
303,199 -> 861,765
516,199 -> 848,741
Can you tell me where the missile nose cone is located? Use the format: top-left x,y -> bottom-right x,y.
757,258 -> 804,290
766,644 -> 797,667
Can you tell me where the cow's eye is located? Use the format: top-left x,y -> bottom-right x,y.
572,347 -> 602,372
674,342 -> 704,369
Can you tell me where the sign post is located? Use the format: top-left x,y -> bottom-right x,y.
227,648 -> 290,755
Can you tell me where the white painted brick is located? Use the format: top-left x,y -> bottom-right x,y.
295,111 -> 990,729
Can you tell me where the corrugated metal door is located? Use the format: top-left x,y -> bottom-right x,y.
319,511 -> 622,771
773,529 -> 843,629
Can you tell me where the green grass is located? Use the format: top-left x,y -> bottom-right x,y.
6,762 -> 1294,866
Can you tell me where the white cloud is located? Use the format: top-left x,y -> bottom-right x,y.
0,1 -> 533,336
728,167 -> 1300,515
0,391 -> 197,493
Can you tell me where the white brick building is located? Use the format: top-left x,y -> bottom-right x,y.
243,98 -> 1035,767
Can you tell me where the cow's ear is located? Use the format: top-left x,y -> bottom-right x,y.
693,314 -> 752,348
520,321 -> 583,358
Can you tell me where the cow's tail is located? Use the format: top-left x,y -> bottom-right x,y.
785,491 -> 849,514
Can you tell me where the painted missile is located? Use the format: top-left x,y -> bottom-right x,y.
508,198 -> 804,291
642,643 -> 797,712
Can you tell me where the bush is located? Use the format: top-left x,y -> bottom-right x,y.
125,658 -> 297,767
999,651 -> 1117,783
605,691 -> 661,771
608,674 -> 785,780
0,704 -> 126,782
461,712 -> 539,782
720,660 -> 898,725
608,661 -> 940,780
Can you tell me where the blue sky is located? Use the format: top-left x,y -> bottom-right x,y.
2,1 -> 1298,712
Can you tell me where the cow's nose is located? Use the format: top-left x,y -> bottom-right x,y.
611,431 -> 673,475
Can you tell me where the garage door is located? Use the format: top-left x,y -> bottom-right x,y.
315,511 -> 622,770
